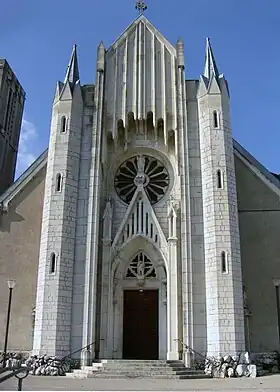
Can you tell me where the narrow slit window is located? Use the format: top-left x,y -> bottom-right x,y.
217,169 -> 223,189
221,251 -> 228,274
56,173 -> 63,192
213,111 -> 219,128
50,253 -> 56,274
61,116 -> 67,133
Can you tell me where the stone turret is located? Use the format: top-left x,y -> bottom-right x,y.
197,38 -> 245,357
33,45 -> 83,357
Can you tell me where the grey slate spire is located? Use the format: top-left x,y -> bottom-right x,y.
203,37 -> 220,80
64,44 -> 80,85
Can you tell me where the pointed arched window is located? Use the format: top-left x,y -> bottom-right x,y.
56,173 -> 63,192
217,169 -> 224,189
221,251 -> 228,274
50,253 -> 57,274
61,116 -> 67,133
213,110 -> 219,128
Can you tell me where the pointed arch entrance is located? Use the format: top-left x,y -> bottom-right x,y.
101,237 -> 168,359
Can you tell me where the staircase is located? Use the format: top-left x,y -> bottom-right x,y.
66,360 -> 210,379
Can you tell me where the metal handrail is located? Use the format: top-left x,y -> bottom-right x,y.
174,338 -> 207,361
61,341 -> 96,362
58,341 -> 100,373
0,366 -> 30,391
174,338 -> 219,369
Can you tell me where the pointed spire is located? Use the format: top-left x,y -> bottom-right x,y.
97,41 -> 105,72
64,44 -> 80,85
203,38 -> 220,80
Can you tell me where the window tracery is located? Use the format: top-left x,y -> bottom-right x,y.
126,253 -> 156,278
114,155 -> 169,205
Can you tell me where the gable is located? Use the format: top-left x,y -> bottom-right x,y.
108,15 -> 176,56
235,154 -> 280,212
112,185 -> 168,259
233,139 -> 280,199
105,16 -> 177,136
0,149 -> 47,211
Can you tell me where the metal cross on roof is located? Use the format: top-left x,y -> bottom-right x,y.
135,1 -> 147,14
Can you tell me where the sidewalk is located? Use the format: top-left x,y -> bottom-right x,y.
1,374 -> 280,391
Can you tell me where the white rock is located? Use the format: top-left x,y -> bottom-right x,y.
223,355 -> 232,363
227,367 -> 234,377
239,352 -> 250,364
248,364 -> 257,378
236,364 -> 247,377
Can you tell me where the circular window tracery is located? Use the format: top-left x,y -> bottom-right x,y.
126,253 -> 156,279
114,155 -> 169,205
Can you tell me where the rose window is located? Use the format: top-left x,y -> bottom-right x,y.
114,155 -> 169,204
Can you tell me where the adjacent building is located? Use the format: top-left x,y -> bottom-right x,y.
0,14 -> 280,363
0,59 -> 25,195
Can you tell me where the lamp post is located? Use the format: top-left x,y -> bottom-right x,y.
2,280 -> 16,368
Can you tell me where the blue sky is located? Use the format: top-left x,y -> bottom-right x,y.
1,0 -> 280,177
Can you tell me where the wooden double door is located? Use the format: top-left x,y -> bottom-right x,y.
122,289 -> 159,359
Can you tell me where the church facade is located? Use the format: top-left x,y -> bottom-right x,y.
1,15 -> 280,363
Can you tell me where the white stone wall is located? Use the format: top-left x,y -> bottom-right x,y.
33,82 -> 83,357
81,53 -> 105,357
70,86 -> 95,354
197,76 -> 245,357
185,80 -> 207,356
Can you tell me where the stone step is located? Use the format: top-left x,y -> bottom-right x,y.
87,373 -> 209,379
100,359 -> 183,365
90,369 -> 203,375
101,364 -> 187,370
66,372 -> 209,380
65,359 -> 209,380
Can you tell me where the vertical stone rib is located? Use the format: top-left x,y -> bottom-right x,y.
138,22 -> 142,118
177,62 -> 192,358
171,56 -> 177,131
83,66 -> 104,352
122,38 -> 128,127
181,67 -> 194,353
151,34 -> 155,122
142,24 -> 146,118
161,43 -> 166,142
112,48 -> 118,138
132,27 -> 138,116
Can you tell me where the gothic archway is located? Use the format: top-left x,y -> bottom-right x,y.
99,237 -> 168,359
112,251 -> 167,359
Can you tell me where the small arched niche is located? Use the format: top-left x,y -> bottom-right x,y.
107,131 -> 114,154
117,119 -> 125,148
167,130 -> 175,154
127,112 -> 136,134
157,118 -> 164,141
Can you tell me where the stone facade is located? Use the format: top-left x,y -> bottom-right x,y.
0,15 -> 280,362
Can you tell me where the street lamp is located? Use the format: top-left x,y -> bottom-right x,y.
2,280 -> 16,368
